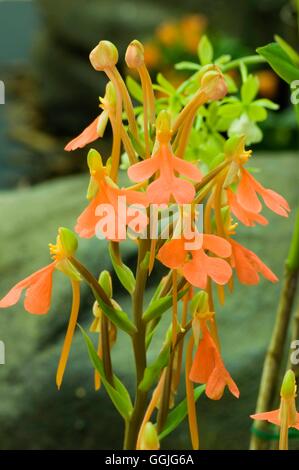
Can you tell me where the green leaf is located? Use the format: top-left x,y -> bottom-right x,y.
175,61 -> 201,71
274,35 -> 299,66
241,74 -> 259,104
159,385 -> 205,440
109,244 -> 136,295
257,43 -> 299,84
143,288 -> 188,323
215,54 -> 231,66
224,73 -> 238,93
92,287 -> 136,336
198,35 -> 213,65
126,76 -> 143,103
253,98 -> 279,110
79,326 -> 133,420
218,102 -> 243,119
139,341 -> 171,392
247,103 -> 268,122
156,73 -> 177,94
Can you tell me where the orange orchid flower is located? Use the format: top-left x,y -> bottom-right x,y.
0,228 -> 79,315
0,228 -> 82,389
127,110 -> 202,204
230,238 -> 278,285
251,370 -> 299,450
157,233 -> 232,289
236,168 -> 290,217
76,150 -> 148,240
226,188 -> 268,227
190,319 -> 239,400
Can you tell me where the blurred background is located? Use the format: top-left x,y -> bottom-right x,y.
0,0 -> 298,450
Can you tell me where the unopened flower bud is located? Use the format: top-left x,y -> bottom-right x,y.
190,291 -> 209,317
139,422 -> 160,450
281,369 -> 296,400
99,270 -> 112,298
89,40 -> 118,71
200,66 -> 227,101
125,40 -> 144,68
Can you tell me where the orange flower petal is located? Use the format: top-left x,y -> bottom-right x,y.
75,196 -> 100,239
183,252 -> 208,289
237,169 -> 262,214
227,188 -> 268,227
157,238 -> 187,269
250,409 -> 280,426
65,116 -> 100,151
231,239 -> 278,285
203,234 -> 232,258
24,263 -> 56,314
127,155 -> 159,182
204,255 -> 233,286
189,333 -> 216,383
0,263 -> 56,314
172,156 -> 202,181
171,178 -> 196,204
260,188 -> 290,217
205,364 -> 240,400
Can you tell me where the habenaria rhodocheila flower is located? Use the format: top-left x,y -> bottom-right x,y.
189,314 -> 239,400
0,228 -> 79,314
230,238 -> 278,285
236,168 -> 290,218
224,136 -> 290,223
251,370 -> 299,450
75,149 -> 148,240
128,110 -> 203,204
0,228 -> 82,389
157,232 -> 232,289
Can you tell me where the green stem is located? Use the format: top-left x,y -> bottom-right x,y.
222,55 -> 266,72
123,239 -> 150,449
250,210 -> 299,450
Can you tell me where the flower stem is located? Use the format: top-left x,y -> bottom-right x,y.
250,210 -> 299,450
123,238 -> 150,449
221,55 -> 266,72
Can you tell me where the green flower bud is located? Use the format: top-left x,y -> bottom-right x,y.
281,369 -> 296,399
139,422 -> 160,450
98,270 -> 113,298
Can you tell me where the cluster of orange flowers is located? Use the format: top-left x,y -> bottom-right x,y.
0,39 -> 290,449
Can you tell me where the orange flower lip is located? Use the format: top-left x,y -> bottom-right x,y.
128,142 -> 202,205
189,320 -> 239,400
157,233 -> 232,289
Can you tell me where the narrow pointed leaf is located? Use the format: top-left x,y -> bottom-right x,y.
159,385 -> 205,440
143,288 -> 188,323
79,326 -> 133,420
109,244 -> 136,295
92,287 -> 136,335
